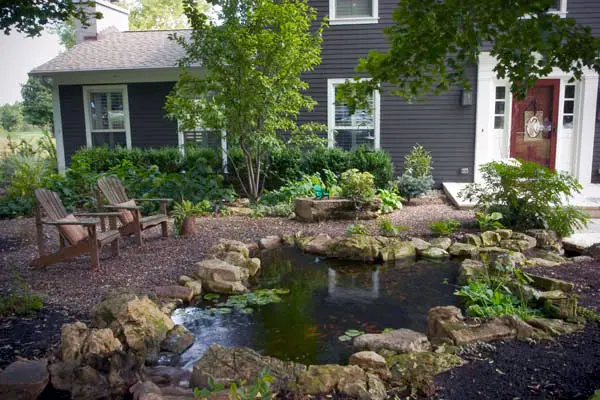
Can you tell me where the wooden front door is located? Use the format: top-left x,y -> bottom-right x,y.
510,80 -> 560,169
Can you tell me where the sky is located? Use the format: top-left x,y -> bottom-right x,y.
0,31 -> 63,105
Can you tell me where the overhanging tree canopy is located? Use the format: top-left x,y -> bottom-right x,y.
1,1 -> 99,37
340,0 -> 600,106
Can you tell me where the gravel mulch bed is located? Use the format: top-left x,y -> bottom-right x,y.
0,194 -> 473,315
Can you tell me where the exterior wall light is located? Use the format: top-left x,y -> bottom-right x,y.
461,89 -> 473,106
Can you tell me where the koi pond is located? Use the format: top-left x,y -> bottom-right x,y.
172,246 -> 459,369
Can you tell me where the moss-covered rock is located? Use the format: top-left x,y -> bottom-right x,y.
429,237 -> 452,251
421,246 -> 450,259
331,235 -> 383,262
297,364 -> 386,400
463,234 -> 482,247
448,243 -> 478,257
480,231 -> 502,247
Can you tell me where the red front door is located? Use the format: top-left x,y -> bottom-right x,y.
510,80 -> 560,169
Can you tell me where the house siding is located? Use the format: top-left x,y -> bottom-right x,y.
301,0 -> 477,184
59,85 -> 87,162
59,82 -> 179,164
128,82 -> 178,148
591,86 -> 600,183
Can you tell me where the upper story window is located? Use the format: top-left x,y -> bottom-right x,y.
548,0 -> 567,17
329,0 -> 379,25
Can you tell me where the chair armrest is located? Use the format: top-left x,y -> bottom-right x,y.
104,204 -> 143,210
133,198 -> 173,203
45,219 -> 98,226
75,212 -> 122,217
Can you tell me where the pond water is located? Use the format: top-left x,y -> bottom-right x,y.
172,246 -> 459,369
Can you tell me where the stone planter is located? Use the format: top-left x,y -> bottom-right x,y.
180,217 -> 197,236
295,197 -> 381,222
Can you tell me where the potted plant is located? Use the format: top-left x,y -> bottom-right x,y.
172,199 -> 212,236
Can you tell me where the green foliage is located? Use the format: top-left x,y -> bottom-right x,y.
340,169 -> 376,203
338,329 -> 365,342
20,77 -> 53,130
346,223 -> 369,236
129,0 -> 210,30
0,103 -> 23,132
378,217 -> 406,237
475,212 -> 504,232
50,18 -> 76,49
429,219 -> 461,235
396,145 -> 434,202
460,160 -> 589,237
172,199 -> 212,233
0,272 -> 43,317
336,0 -> 600,107
207,289 -> 290,315
166,0 -> 325,199
454,280 -> 536,320
377,188 -> 403,214
251,202 -> 294,218
194,367 -> 274,400
1,1 -> 100,37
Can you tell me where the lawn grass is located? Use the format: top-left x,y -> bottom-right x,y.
0,129 -> 46,153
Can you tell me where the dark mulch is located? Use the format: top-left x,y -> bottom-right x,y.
434,259 -> 600,400
0,306 -> 82,367
434,322 -> 600,400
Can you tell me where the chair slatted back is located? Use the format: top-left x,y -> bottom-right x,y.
97,176 -> 129,205
34,189 -> 69,221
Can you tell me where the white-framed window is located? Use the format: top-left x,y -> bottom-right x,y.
82,85 -> 131,149
548,0 -> 567,17
177,121 -> 228,172
329,0 -> 378,25
493,86 -> 508,130
562,84 -> 576,130
327,78 -> 380,150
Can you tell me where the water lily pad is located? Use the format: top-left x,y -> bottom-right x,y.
212,307 -> 232,314
240,308 -> 254,314
273,288 -> 290,295
383,328 -> 395,333
344,329 -> 364,337
204,293 -> 220,301
338,335 -> 352,342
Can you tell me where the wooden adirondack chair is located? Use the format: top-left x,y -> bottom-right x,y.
31,189 -> 121,268
96,176 -> 172,246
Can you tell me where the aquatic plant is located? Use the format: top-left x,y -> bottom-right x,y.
207,289 -> 290,315
338,329 -> 365,342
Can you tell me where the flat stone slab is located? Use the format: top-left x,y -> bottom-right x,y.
295,197 -> 381,222
353,328 -> 431,353
0,359 -> 49,400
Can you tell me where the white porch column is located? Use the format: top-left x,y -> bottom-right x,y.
573,73 -> 599,185
474,54 -> 496,182
51,81 -> 66,174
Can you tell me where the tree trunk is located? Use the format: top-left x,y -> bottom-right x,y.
180,217 -> 197,236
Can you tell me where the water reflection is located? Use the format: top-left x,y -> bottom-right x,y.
175,247 -> 459,369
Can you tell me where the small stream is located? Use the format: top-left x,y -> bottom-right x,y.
172,246 -> 459,369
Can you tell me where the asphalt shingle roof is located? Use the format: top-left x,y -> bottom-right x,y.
30,29 -> 191,74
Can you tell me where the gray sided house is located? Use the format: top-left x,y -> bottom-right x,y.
31,0 -> 600,188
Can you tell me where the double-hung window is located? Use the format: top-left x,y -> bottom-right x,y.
328,79 -> 380,150
549,0 -> 567,17
329,0 -> 378,25
83,86 -> 131,148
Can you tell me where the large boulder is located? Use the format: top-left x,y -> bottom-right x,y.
160,325 -> 195,355
154,286 -> 194,303
429,237 -> 452,251
330,235 -> 382,262
353,329 -> 431,353
411,237 -> 431,252
60,322 -> 122,363
117,297 -> 174,359
378,239 -> 417,262
191,345 -> 306,391
90,289 -> 138,329
426,306 -> 465,345
0,359 -> 49,400
458,259 -> 485,285
194,258 -> 249,294
495,229 -> 513,240
480,231 -> 502,247
479,247 -> 525,268
258,235 -> 282,250
421,246 -> 450,259
349,351 -> 390,380
303,234 -> 338,255
527,248 -> 566,264
448,316 -> 534,345
463,234 -> 482,247
297,365 -> 386,400
386,352 -> 464,396
525,229 -> 562,253
527,274 -> 574,292
448,243 -> 478,257
208,239 -> 261,277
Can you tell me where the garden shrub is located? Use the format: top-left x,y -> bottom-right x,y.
396,144 -> 434,202
460,160 -> 589,237
340,169 -> 376,203
429,218 -> 461,234
475,211 -> 504,232
376,188 -> 403,214
378,217 -> 405,237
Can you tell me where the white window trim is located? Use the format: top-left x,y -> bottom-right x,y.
548,0 -> 568,18
327,78 -> 380,150
328,0 -> 379,25
176,121 -> 228,172
82,85 -> 131,149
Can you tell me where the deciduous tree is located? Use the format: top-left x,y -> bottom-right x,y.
129,0 -> 209,30
21,77 -> 53,131
166,0 -> 325,199
340,0 -> 600,106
